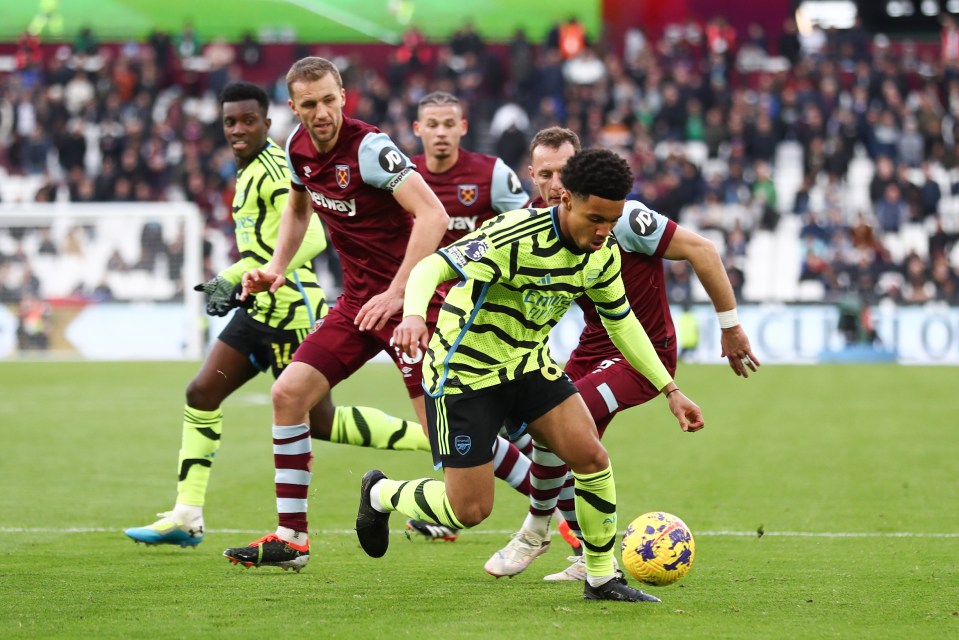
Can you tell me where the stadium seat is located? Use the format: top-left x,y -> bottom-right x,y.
796,279 -> 826,302
743,230 -> 776,301
684,141 -> 708,168
900,223 -> 928,260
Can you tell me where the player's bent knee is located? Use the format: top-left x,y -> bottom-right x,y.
271,376 -> 312,416
567,443 -> 610,475
451,502 -> 492,529
185,379 -> 220,411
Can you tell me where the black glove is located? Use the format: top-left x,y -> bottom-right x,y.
193,276 -> 249,317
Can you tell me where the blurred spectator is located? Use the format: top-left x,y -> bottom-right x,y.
752,161 -> 778,230
17,293 -> 51,351
107,249 -> 129,272
37,229 -> 57,255
930,257 -> 958,304
792,175 -> 814,216
73,26 -> 99,57
942,15 -> 959,65
239,31 -> 262,67
929,217 -> 957,261
705,16 -> 736,58
450,20 -> 485,58
54,119 -> 86,173
204,38 -> 236,96
665,261 -> 692,303
495,122 -> 528,174
176,20 -> 201,61
897,117 -> 924,168
874,183 -> 908,233
0,264 -> 20,304
557,17 -> 586,60
778,17 -> 801,65
869,156 -> 897,206
901,252 -> 934,303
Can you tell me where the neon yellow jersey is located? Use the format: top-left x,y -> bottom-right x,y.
220,139 -> 328,329
424,207 -> 631,395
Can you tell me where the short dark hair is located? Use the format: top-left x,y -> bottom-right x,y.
529,127 -> 581,157
561,149 -> 633,201
286,56 -> 343,95
219,82 -> 269,115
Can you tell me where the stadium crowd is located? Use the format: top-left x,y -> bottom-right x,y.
1,14 -> 958,312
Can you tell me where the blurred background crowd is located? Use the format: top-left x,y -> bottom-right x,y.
2,1 -> 959,353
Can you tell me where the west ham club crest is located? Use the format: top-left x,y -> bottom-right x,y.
335,164 -> 351,189
457,184 -> 478,206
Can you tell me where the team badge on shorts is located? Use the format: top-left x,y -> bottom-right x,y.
308,318 -> 325,334
457,184 -> 478,206
454,435 -> 472,455
335,164 -> 350,189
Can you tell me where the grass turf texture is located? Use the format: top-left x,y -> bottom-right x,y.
1,0 -> 601,44
1,361 -> 957,638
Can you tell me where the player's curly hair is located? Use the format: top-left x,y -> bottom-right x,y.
219,82 -> 269,116
286,56 -> 343,95
560,148 -> 633,201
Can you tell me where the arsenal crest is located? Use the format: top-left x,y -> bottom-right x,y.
335,164 -> 350,189
457,184 -> 478,206
454,435 -> 472,455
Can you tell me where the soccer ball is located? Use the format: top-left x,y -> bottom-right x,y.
620,511 -> 695,586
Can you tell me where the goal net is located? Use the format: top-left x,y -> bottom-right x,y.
0,202 -> 203,360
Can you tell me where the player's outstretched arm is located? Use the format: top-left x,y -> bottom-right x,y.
355,172 -> 448,332
241,188 -> 313,300
664,226 -> 759,377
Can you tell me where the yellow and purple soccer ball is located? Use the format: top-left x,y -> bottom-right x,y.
621,511 -> 695,586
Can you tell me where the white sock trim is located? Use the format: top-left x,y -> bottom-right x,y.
522,513 -> 551,539
276,526 -> 309,544
370,479 -> 386,512
586,573 -> 616,588
173,503 -> 203,524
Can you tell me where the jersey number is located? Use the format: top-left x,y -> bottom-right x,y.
272,342 -> 293,369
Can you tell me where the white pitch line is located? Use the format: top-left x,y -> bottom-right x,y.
4,527 -> 959,538
277,0 -> 401,43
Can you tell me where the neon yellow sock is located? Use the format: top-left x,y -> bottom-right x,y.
331,406 -> 430,451
378,478 -> 465,529
175,405 -> 222,507
573,465 -> 618,578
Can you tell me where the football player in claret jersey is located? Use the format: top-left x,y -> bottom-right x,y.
412,91 -> 529,246
222,57 -> 449,571
125,82 -> 329,547
405,91 -> 536,541
355,149 -> 705,603
486,127 -> 760,581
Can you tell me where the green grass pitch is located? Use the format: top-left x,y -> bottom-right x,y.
1,360 -> 957,638
1,0 -> 601,44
